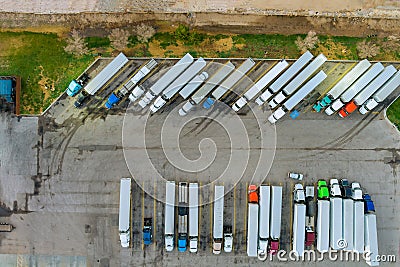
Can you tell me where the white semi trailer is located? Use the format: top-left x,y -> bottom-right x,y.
213,185 -> 224,255
293,203 -> 306,257
342,198 -> 354,251
258,185 -> 271,257
269,186 -> 283,255
119,178 -> 131,248
138,53 -> 194,107
365,213 -> 379,266
317,199 -> 330,253
165,181 -> 176,252
232,60 -> 289,111
189,183 -> 199,253
330,197 -> 343,250
247,203 -> 259,257
360,70 -> 400,114
353,201 -> 365,253
179,61 -> 235,116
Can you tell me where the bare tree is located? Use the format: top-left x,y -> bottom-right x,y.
295,31 -> 319,53
64,29 -> 88,56
357,40 -> 380,59
135,23 -> 156,43
109,28 -> 130,51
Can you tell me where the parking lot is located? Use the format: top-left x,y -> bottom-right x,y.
0,57 -> 399,266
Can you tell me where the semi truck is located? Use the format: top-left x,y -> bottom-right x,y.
119,178 -> 131,248
354,201 -> 364,253
268,70 -> 327,123
256,51 -> 313,105
305,186 -> 316,247
269,54 -> 327,108
143,218 -> 152,245
313,59 -> 371,112
325,62 -> 384,116
330,179 -> 343,250
179,61 -> 235,116
66,73 -> 89,96
316,199 -> 330,253
138,53 -> 194,108
258,185 -> 271,257
339,65 -> 396,118
203,58 -> 255,109
105,58 -> 158,108
232,60 -> 289,111
360,70 -> 400,114
269,186 -> 283,255
178,182 -> 189,252
85,53 -> 129,96
150,58 -> 207,113
293,184 -> 306,257
213,185 -> 224,255
365,213 -> 379,266
165,181 -> 176,252
188,183 -> 199,253
224,225 -> 233,253
178,72 -> 209,101
247,185 -> 259,257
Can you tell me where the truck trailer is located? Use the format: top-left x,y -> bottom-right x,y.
317,199 -> 330,253
268,70 -> 326,123
269,54 -> 327,108
85,53 -> 129,95
178,182 -> 189,252
138,53 -> 194,108
119,178 -> 131,248
330,197 -> 344,250
203,58 -> 255,109
178,72 -> 209,100
165,181 -> 176,252
258,185 -> 271,257
353,201 -> 365,253
247,203 -> 259,257
188,183 -> 199,253
270,186 -> 283,255
213,185 -> 224,255
339,65 -> 396,117
179,61 -> 235,116
360,70 -> 400,114
293,184 -> 306,257
232,60 -> 289,111
150,58 -> 207,113
342,198 -> 354,251
325,62 -> 384,115
365,213 -> 379,266
313,59 -> 371,112
256,51 -> 313,105
305,186 -> 316,247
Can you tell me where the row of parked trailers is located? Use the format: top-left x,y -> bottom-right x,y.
68,52 -> 399,122
289,179 -> 380,266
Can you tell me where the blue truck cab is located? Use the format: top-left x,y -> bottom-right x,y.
363,194 -> 375,213
143,218 -> 152,245
105,93 -> 121,109
202,97 -> 215,109
313,95 -> 332,112
178,235 -> 187,252
67,80 -> 83,97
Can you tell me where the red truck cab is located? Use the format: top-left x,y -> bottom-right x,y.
269,239 -> 279,255
339,101 -> 358,118
248,185 -> 259,203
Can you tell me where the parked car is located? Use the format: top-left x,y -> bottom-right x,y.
288,172 -> 304,181
317,180 -> 329,199
340,179 -> 352,198
363,194 -> 375,213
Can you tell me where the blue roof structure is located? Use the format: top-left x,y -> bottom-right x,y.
0,79 -> 13,102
